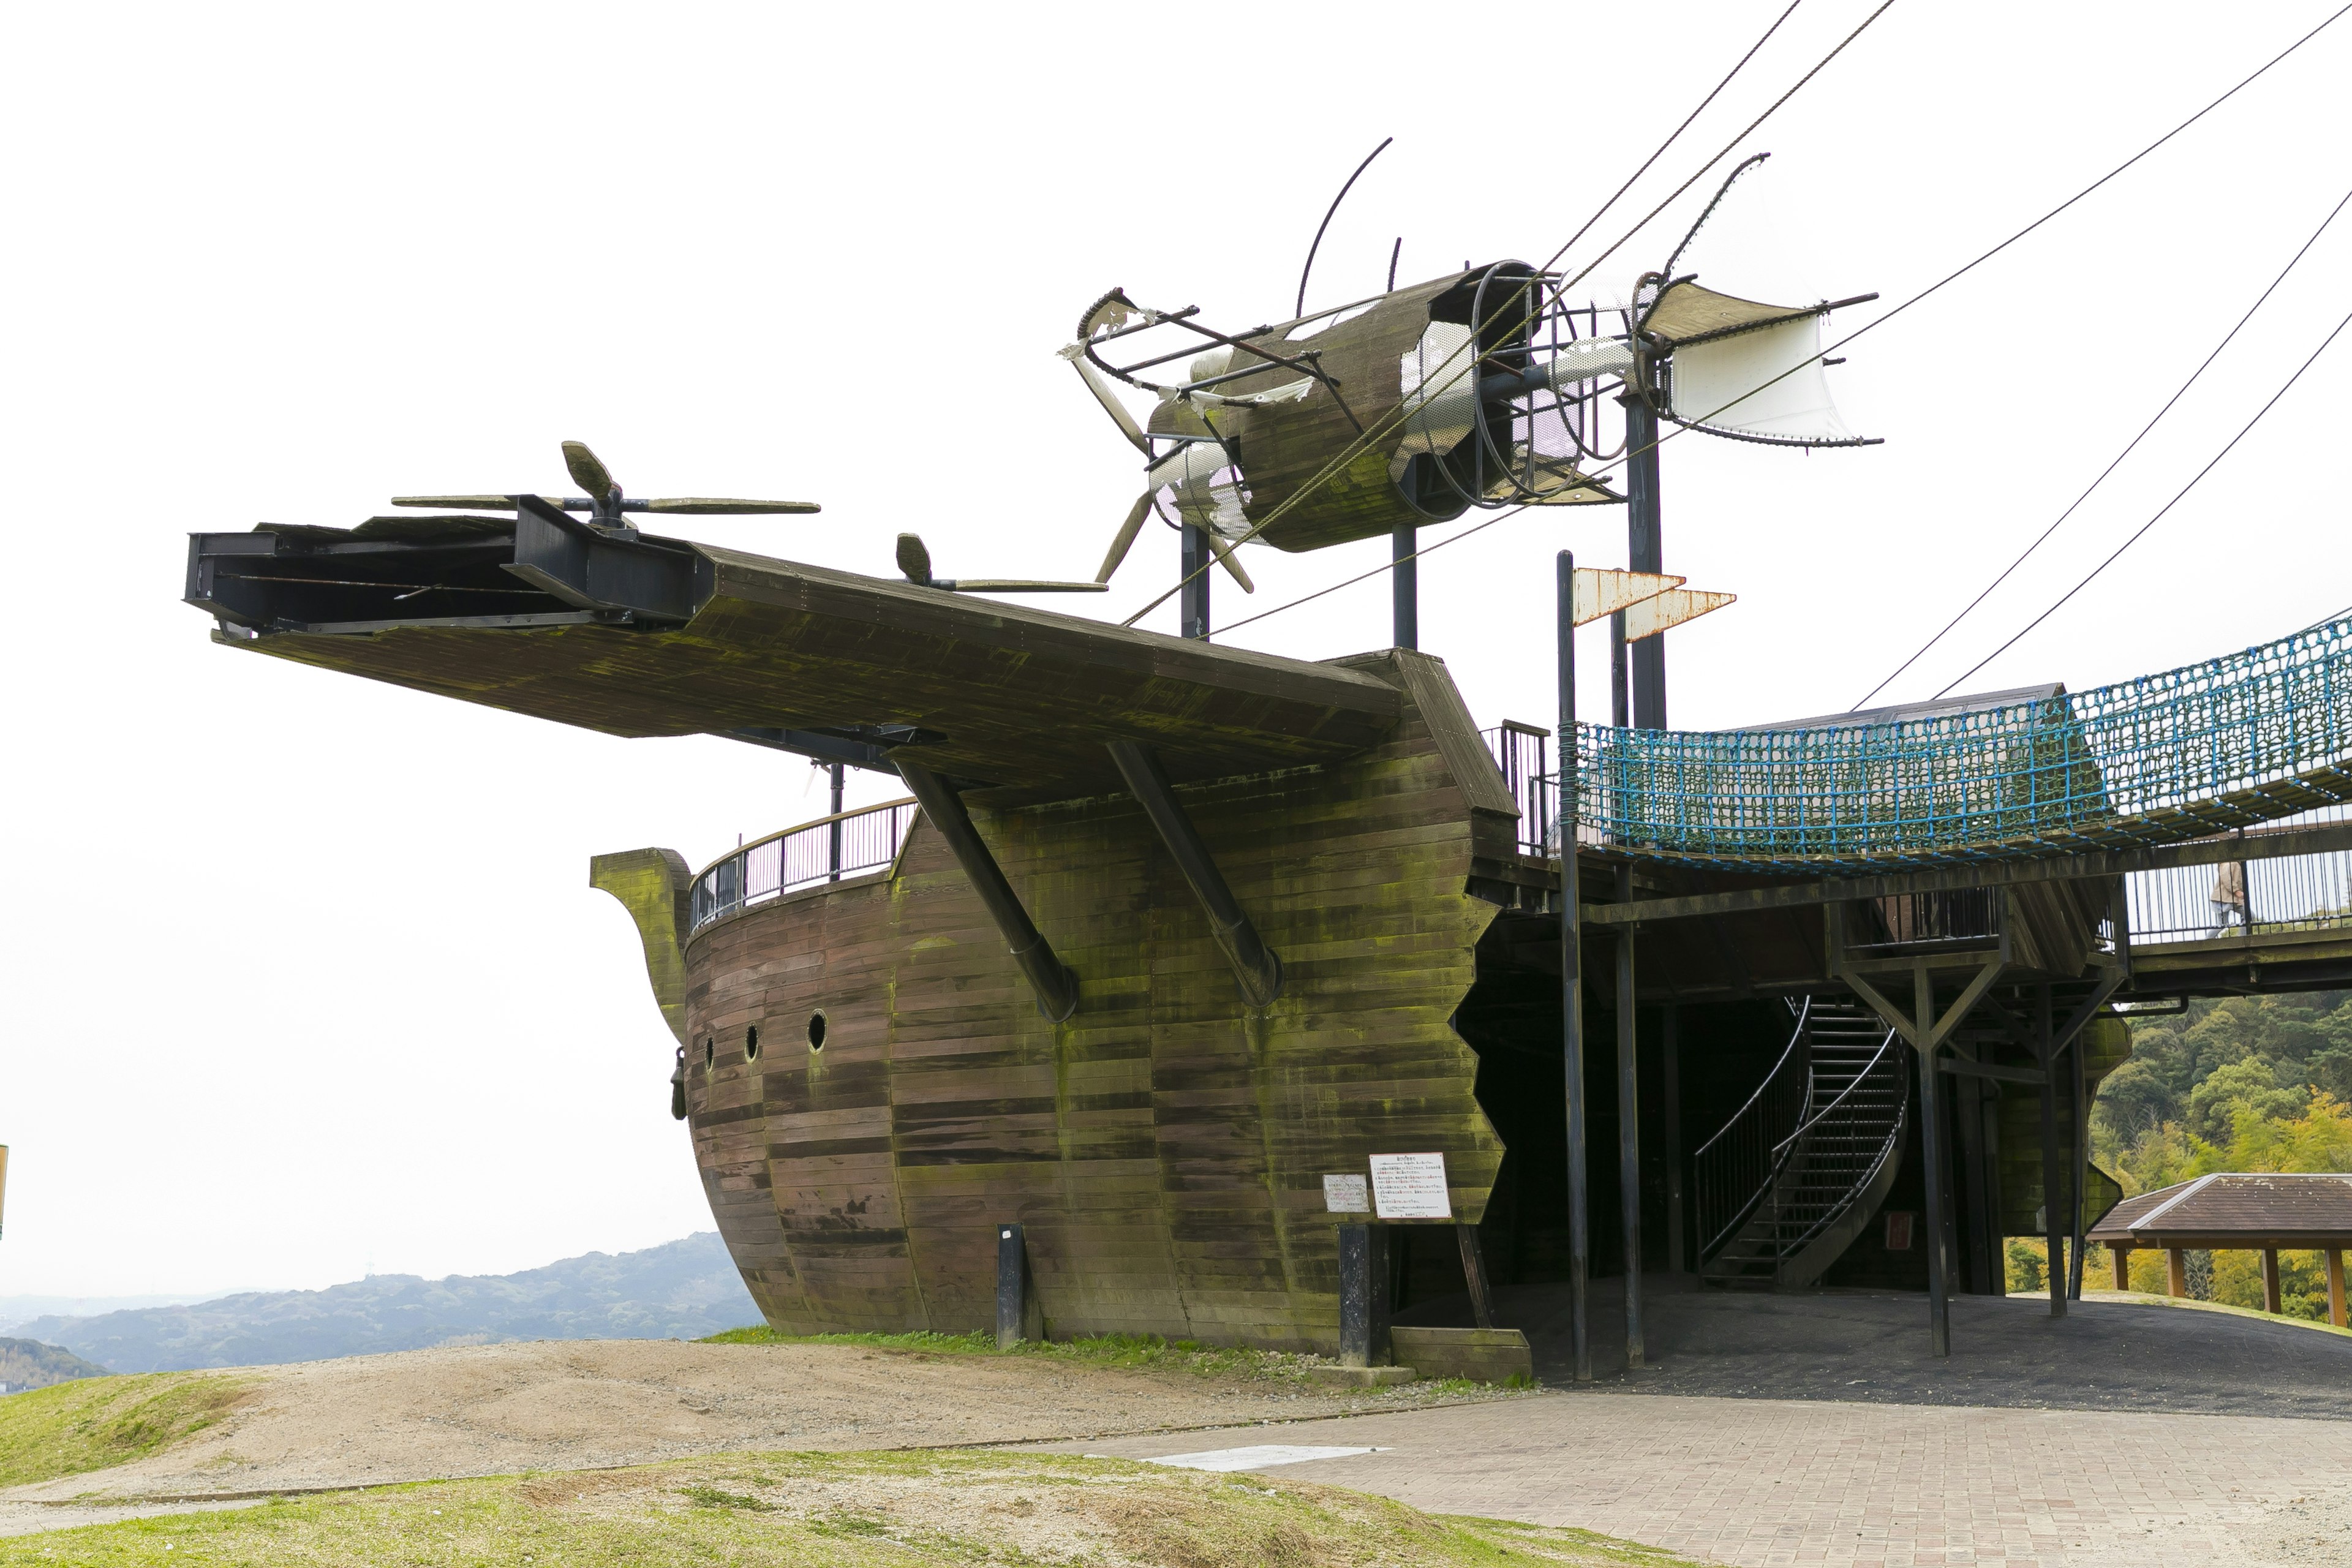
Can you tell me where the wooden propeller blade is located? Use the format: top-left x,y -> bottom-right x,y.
1202,529 -> 1255,594
562,440 -> 616,499
1095,492 -> 1155,583
642,497 -> 822,514
391,494 -> 514,510
895,533 -> 933,585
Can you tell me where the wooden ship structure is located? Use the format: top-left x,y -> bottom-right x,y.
182,231 -> 2352,1370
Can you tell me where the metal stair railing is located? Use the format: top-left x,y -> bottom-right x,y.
1693,998 -> 1814,1264
1768,1023 -> 1907,1263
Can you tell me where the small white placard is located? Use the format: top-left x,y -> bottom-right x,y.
1368,1152 -> 1451,1219
1322,1174 -> 1370,1213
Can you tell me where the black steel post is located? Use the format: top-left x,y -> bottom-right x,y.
1181,524 -> 1210,640
1662,1004 -> 1684,1273
1625,398 -> 1666,729
1616,909 -> 1645,1369
996,1222 -> 1041,1348
827,762 -> 845,881
1610,612 -> 1630,729
1338,1222 -> 1392,1366
1392,521 -> 1418,650
1557,550 -> 1592,1382
2038,984 -> 2067,1317
1915,965 -> 1951,1357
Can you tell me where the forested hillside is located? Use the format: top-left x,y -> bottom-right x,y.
2049,990 -> 2352,1320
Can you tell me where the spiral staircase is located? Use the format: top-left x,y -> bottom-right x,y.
1694,997 -> 1910,1289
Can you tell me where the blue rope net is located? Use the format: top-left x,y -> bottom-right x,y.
1562,617 -> 2352,870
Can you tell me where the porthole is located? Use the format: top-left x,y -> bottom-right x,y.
807,1010 -> 828,1050
703,1037 -> 714,1070
744,1024 -> 761,1063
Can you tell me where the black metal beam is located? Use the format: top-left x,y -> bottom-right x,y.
1584,820 -> 2352,927
1107,739 -> 1283,1008
1558,551 -> 1593,1384
895,760 -> 1080,1023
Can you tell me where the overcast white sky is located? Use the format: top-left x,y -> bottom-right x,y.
2,2 -> 2347,1298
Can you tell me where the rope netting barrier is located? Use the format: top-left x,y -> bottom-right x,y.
1556,617 -> 2352,870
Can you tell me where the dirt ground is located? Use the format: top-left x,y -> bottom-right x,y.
0,1338 -> 1493,1510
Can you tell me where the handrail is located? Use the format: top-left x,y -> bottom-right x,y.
691,796 -> 918,883
1775,1040 -> 1909,1261
1771,1021 -> 1899,1161
688,798 -> 920,935
1693,998 -> 1814,1262
1692,997 -> 1808,1165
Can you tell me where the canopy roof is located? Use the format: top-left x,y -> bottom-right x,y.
2090,1174 -> 2352,1247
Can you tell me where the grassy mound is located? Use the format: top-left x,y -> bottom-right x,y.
0,1449 -> 1698,1566
0,1374 -> 251,1488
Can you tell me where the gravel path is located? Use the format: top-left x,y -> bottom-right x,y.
0,1337 -> 1497,1528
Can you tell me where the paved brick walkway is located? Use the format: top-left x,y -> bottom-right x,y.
1053,1393 -> 2352,1566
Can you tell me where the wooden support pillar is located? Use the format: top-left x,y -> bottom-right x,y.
2167,1247 -> 2188,1297
2328,1250 -> 2348,1328
1616,915 -> 1645,1370
1954,1074 -> 1994,1293
2037,984 -> 2067,1319
2068,1011 -> 2091,1302
896,761 -> 1079,1022
1457,1224 -> 1496,1330
1915,965 -> 1953,1358
1107,739 -> 1283,1008
1662,1004 -> 1685,1275
2111,1245 -> 2132,1292
1556,552 -> 1592,1383
2261,1248 -> 2283,1316
1338,1223 -> 1392,1367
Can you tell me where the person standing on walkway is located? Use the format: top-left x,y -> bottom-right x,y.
2209,860 -> 2248,936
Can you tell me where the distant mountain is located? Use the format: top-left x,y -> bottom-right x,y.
20,1233 -> 761,1374
0,1292 -> 253,1335
0,1336 -> 111,1393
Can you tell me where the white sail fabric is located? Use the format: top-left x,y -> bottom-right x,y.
1668,314 -> 1853,443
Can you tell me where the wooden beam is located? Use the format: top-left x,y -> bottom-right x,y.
894,760 -> 1080,1022
2111,1245 -> 2132,1291
1581,820 -> 2352,928
1108,739 -> 1283,1008
2329,1250 -> 2348,1329
2262,1248 -> 2283,1315
2168,1247 -> 2188,1297
1939,1057 -> 2046,1085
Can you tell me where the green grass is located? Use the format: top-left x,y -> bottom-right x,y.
0,1374 -> 252,1488
2056,1287 -> 2352,1338
0,1449 -> 1704,1566
696,1327 -> 1524,1394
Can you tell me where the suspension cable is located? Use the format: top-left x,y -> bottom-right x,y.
1931,303 -> 2352,698
1205,5 -> 2352,648
1849,194 -> 2352,710
1117,0 -> 1866,630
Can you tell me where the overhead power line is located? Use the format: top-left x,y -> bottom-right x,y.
1210,4 -> 2352,647
1932,303 -> 2352,697
1851,177 -> 2352,710
1119,0 -> 1868,630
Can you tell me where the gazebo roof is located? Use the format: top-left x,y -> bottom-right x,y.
2090,1173 -> 2352,1248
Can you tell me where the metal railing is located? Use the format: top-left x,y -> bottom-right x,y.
2125,802 -> 2352,943
1551,616 -> 2352,868
1693,998 -> 1814,1262
1767,1028 -> 1907,1261
1480,722 -> 1552,855
1845,888 -> 2002,953
688,798 -> 918,934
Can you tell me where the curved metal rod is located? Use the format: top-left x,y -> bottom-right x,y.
1777,1045 -> 1909,1258
1297,137 -> 1393,318
1771,1021 -> 1900,1159
1691,996 -> 1811,1164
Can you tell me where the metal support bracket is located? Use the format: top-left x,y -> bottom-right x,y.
1107,739 -> 1284,1008
896,760 -> 1080,1023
